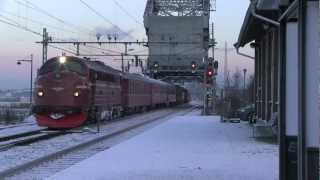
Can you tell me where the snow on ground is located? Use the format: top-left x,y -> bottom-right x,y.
0,116 -> 40,137
49,114 -> 279,180
23,115 -> 36,123
0,108 -> 178,173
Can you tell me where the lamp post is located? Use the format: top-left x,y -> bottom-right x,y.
243,68 -> 247,101
17,54 -> 33,104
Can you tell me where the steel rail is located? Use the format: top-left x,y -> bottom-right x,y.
0,128 -> 46,142
0,131 -> 67,152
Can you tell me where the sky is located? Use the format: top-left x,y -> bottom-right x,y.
0,0 -> 253,90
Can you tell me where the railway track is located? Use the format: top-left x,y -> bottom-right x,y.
0,122 -> 37,131
0,105 -> 196,180
0,128 -> 46,142
0,129 -> 67,152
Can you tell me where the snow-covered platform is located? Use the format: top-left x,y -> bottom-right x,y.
49,113 -> 278,180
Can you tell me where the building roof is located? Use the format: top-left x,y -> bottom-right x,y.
256,0 -> 280,10
234,0 -> 280,48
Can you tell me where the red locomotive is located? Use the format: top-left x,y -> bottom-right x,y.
32,56 -> 189,129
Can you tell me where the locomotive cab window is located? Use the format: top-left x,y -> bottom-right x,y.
38,60 -> 60,75
65,60 -> 86,75
39,57 -> 86,76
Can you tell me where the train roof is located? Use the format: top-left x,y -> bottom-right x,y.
123,73 -> 174,87
47,56 -> 123,76
85,60 -> 123,76
46,56 -> 176,87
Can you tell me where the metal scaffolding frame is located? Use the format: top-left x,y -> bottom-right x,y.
144,0 -> 214,83
144,0 -> 212,16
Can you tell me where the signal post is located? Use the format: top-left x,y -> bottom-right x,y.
203,60 -> 218,115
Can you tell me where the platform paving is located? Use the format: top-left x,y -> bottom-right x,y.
48,112 -> 278,180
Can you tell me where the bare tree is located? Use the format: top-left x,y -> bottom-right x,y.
222,69 -> 244,117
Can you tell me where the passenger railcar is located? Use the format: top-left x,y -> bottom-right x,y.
121,74 -> 153,113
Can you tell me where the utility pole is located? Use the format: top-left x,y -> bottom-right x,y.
42,28 -> 49,64
243,68 -> 247,101
224,41 -> 228,89
211,23 -> 215,62
211,22 -> 216,115
121,53 -> 124,72
243,68 -> 247,89
30,54 -> 33,104
222,41 -> 229,121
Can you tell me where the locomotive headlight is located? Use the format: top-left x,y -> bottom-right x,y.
73,91 -> 80,97
59,56 -> 67,64
37,91 -> 44,97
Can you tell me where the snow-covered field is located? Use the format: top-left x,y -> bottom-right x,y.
49,113 -> 279,180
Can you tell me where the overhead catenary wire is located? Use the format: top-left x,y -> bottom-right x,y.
129,48 -> 148,54
0,0 -> 144,59
0,4 -> 128,60
78,0 -> 130,37
0,15 -> 42,36
48,45 -> 78,55
79,0 -> 117,27
15,0 -> 131,54
0,11 -> 79,35
84,45 -> 122,54
112,0 -> 144,26
0,15 -> 93,56
14,0 -> 94,37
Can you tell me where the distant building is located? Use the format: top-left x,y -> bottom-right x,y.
19,96 -> 30,104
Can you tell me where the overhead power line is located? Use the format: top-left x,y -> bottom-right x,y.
78,0 -> 130,37
113,0 -> 144,26
0,14 -> 95,56
85,45 -> 122,54
0,11 -> 78,35
79,0 -> 117,27
14,0 -> 94,37
0,15 -> 42,36
48,44 -> 77,55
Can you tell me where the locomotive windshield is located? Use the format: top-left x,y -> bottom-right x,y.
39,57 -> 87,76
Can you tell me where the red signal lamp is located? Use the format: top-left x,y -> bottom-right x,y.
207,68 -> 214,77
191,61 -> 197,70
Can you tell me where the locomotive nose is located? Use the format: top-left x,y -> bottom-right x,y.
34,73 -> 90,107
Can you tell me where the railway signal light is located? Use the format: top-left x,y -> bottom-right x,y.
154,62 -> 159,68
205,66 -> 214,85
191,61 -> 197,73
207,69 -> 213,77
153,62 -> 159,73
191,62 -> 197,70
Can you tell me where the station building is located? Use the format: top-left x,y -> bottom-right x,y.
235,0 -> 319,180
